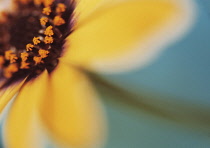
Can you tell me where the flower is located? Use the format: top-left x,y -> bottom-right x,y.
0,0 -> 195,148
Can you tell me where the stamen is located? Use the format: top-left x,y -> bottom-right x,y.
56,3 -> 67,14
44,36 -> 53,44
42,7 -> 52,15
44,26 -> 54,36
10,54 -> 18,63
0,0 -> 74,86
20,52 -> 29,62
53,16 -> 65,26
20,62 -> 30,69
33,37 -> 41,45
3,64 -> 18,78
33,56 -> 43,65
26,43 -> 34,51
43,0 -> 54,7
40,17 -> 48,26
38,49 -> 49,58
5,50 -> 13,60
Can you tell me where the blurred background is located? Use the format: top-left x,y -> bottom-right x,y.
97,0 -> 210,147
0,0 -> 209,148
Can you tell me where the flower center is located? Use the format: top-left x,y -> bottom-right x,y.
0,0 -> 75,87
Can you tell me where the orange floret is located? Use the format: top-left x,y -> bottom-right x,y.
53,15 -> 65,26
56,3 -> 66,13
26,43 -> 34,51
44,36 -> 53,44
20,61 -> 30,69
21,52 -> 29,62
33,56 -> 43,65
40,17 -> 48,26
10,54 -> 18,63
3,64 -> 18,78
38,49 -> 49,58
42,7 -> 51,15
44,25 -> 54,36
43,0 -> 54,7
5,50 -> 13,60
33,37 -> 41,45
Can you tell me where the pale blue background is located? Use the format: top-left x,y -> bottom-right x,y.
102,0 -> 210,148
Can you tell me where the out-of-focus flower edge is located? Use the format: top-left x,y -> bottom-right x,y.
0,0 -> 196,148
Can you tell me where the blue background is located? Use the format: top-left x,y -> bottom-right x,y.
102,0 -> 210,147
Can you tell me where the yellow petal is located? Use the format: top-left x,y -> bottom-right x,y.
0,79 -> 26,113
4,71 -> 49,148
39,62 -> 106,148
75,0 -> 103,23
62,0 -> 196,73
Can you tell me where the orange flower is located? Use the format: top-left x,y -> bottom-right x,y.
0,0 -> 195,148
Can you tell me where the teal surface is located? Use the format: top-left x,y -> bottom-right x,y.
102,0 -> 210,148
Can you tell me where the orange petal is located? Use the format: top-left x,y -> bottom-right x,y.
4,71 -> 49,148
39,62 -> 106,148
62,0 -> 196,73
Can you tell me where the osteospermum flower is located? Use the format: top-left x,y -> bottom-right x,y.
0,0 -> 195,147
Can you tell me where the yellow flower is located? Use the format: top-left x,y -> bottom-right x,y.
0,0 -> 195,148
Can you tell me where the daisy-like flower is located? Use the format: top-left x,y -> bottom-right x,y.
0,0 -> 196,147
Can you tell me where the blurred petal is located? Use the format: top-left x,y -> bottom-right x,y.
62,0 -> 196,73
4,71 -> 49,148
39,62 -> 106,148
0,79 -> 26,113
75,0 -> 103,23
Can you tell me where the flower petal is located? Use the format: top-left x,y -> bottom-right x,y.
4,71 -> 49,148
74,0 -> 103,23
62,0 -> 196,73
0,79 -> 26,113
39,62 -> 106,148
